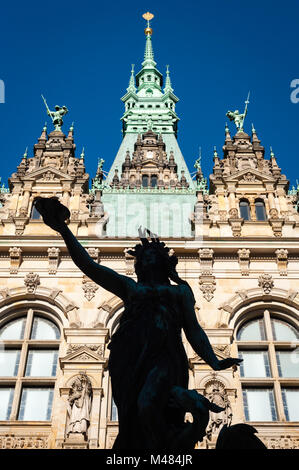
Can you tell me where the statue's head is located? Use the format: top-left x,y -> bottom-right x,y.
127,227 -> 180,284
55,105 -> 60,110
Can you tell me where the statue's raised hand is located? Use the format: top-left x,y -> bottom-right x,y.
34,197 -> 70,233
215,357 -> 243,371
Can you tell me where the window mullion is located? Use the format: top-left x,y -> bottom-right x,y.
19,341 -> 28,378
264,310 -> 273,341
273,380 -> 286,421
9,379 -> 22,420
24,309 -> 34,339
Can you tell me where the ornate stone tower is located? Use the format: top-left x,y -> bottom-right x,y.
101,15 -> 195,237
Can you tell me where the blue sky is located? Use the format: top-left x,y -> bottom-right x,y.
1,0 -> 299,189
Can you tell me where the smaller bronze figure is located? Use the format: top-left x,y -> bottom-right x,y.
41,95 -> 68,131
226,92 -> 250,132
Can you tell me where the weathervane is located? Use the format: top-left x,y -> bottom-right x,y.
226,92 -> 250,133
142,11 -> 154,35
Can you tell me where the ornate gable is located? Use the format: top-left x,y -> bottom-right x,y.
59,346 -> 106,369
110,130 -> 189,190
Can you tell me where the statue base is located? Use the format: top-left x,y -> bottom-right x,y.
63,433 -> 89,449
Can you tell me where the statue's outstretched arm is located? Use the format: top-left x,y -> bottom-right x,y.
181,285 -> 242,371
34,197 -> 135,301
59,224 -> 135,300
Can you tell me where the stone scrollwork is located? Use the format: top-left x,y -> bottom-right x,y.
24,272 -> 40,293
0,435 -> 48,449
82,275 -> 99,301
199,276 -> 216,302
66,343 -> 104,357
258,273 -> 274,294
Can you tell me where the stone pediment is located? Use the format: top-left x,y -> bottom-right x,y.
142,160 -> 158,168
228,168 -> 275,184
189,345 -> 231,366
59,346 -> 106,367
22,166 -> 74,182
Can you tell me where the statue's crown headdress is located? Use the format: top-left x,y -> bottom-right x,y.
127,226 -> 177,268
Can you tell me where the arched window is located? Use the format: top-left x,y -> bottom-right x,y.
239,199 -> 251,220
110,397 -> 118,422
255,199 -> 267,221
151,175 -> 158,188
30,200 -> 41,220
142,175 -> 149,188
236,310 -> 299,422
0,310 -> 61,421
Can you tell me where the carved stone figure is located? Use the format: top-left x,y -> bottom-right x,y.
205,380 -> 232,440
35,196 -> 242,450
66,373 -> 92,438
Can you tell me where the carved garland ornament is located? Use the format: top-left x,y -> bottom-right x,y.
24,272 -> 40,293
258,273 -> 274,294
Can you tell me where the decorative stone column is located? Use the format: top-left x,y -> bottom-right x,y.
58,328 -> 109,449
19,183 -> 33,216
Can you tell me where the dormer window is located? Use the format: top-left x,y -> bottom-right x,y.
147,75 -> 151,81
142,175 -> 149,188
255,199 -> 267,221
240,199 -> 250,220
31,200 -> 42,220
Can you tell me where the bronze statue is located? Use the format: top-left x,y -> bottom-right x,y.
41,95 -> 68,131
34,196 -> 242,449
226,92 -> 250,133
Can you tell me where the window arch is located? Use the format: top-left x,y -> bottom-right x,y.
0,309 -> 61,421
239,199 -> 251,220
142,175 -> 149,188
236,310 -> 299,422
30,199 -> 42,220
110,397 -> 118,422
255,199 -> 267,221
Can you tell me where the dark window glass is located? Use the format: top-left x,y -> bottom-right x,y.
31,203 -> 41,220
240,200 -> 250,220
142,175 -> 149,188
151,175 -> 157,187
255,200 -> 267,221
111,398 -> 118,421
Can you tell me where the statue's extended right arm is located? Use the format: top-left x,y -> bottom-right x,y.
59,224 -> 134,300
34,197 -> 134,301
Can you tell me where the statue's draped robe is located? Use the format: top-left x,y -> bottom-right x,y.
108,284 -> 189,449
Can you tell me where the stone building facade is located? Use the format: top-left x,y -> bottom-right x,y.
0,19 -> 298,449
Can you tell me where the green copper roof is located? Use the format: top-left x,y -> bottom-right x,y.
142,32 -> 156,68
120,26 -> 179,137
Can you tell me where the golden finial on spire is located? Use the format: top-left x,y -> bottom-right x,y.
142,12 -> 154,35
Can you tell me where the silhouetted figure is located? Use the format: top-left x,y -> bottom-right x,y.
35,197 -> 242,450
216,424 -> 267,449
